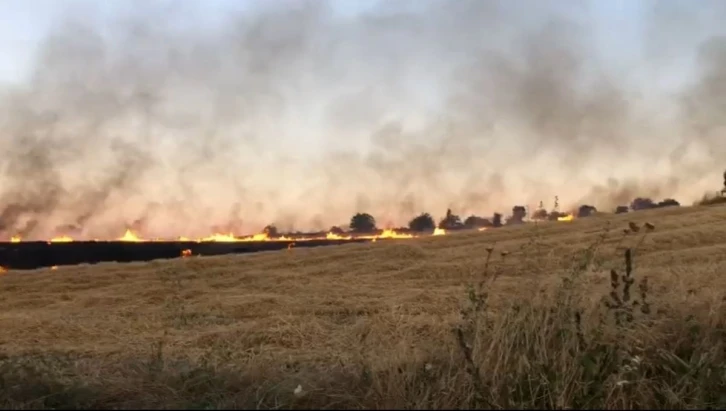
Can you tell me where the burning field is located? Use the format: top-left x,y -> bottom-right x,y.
0,193 -> 709,270
1,202 -> 726,409
4,0 -> 726,408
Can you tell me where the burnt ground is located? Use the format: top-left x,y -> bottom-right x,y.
0,239 -> 369,270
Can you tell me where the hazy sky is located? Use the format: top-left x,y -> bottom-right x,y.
0,0 -> 725,239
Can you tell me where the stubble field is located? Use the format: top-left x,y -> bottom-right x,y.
2,203 -> 726,409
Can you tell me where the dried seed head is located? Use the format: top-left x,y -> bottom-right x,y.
644,222 -> 655,231
501,251 -> 509,257
485,246 -> 494,253
628,222 -> 640,232
623,229 -> 631,235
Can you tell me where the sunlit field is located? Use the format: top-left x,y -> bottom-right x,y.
2,203 -> 726,409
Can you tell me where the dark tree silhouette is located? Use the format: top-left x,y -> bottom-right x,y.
329,226 -> 345,235
723,170 -> 726,195
615,205 -> 629,214
508,205 -> 526,224
408,213 -> 436,232
492,213 -> 503,227
656,198 -> 680,208
263,224 -> 278,237
349,213 -> 376,233
631,197 -> 656,211
463,215 -> 491,229
532,209 -> 549,220
577,205 -> 597,218
438,208 -> 463,229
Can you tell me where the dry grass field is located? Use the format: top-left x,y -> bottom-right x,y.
2,203 -> 726,409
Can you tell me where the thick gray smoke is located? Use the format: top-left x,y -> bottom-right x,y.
0,0 -> 724,239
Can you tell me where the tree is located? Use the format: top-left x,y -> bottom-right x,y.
438,208 -> 463,229
492,213 -> 503,227
349,213 -> 376,233
508,205 -> 526,224
263,224 -> 278,237
615,205 -> 629,214
577,205 -> 597,218
532,209 -> 549,220
657,198 -> 680,208
631,197 -> 656,211
408,213 -> 436,232
329,226 -> 345,235
463,215 -> 491,229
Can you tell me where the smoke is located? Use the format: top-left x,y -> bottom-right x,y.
1,0 -> 725,239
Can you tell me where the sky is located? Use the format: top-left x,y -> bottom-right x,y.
0,0 -> 725,239
0,0 -> 649,86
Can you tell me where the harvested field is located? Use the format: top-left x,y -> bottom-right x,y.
2,203 -> 726,409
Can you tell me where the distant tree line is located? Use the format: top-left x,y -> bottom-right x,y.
343,197 -> 684,234
265,195 -> 691,236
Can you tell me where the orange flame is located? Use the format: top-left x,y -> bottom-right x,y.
119,229 -> 144,242
5,226 -> 450,243
558,214 -> 575,222
181,249 -> 192,258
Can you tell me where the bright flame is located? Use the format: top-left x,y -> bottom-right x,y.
380,228 -> 413,239
181,249 -> 192,257
5,226 -> 449,243
0,266 -> 6,274
119,229 -> 143,242
558,214 -> 575,222
50,266 -> 58,270
200,233 -> 238,242
478,227 -> 488,232
326,232 -> 352,240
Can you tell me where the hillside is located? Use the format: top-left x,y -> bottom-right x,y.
2,203 -> 726,409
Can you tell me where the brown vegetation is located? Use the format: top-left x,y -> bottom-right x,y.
1,203 -> 726,409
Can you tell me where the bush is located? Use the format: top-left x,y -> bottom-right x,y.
630,197 -> 656,211
697,192 -> 726,206
577,205 -> 597,218
438,209 -> 463,230
463,215 -> 492,229
408,213 -> 436,232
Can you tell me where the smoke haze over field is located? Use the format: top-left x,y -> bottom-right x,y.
0,0 -> 725,239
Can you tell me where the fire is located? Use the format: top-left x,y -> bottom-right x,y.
326,232 -> 352,240
50,266 -> 58,270
3,226 -> 446,243
199,233 -> 238,242
558,214 -> 575,222
119,229 -> 144,242
0,266 -> 6,274
375,229 -> 414,239
181,249 -> 192,257
478,227 -> 488,232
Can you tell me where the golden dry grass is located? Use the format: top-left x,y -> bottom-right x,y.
2,203 -> 726,409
